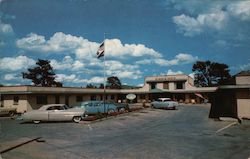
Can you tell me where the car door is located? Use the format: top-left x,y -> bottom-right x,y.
163,99 -> 170,107
92,102 -> 100,113
48,105 -> 67,121
85,103 -> 96,114
156,99 -> 163,108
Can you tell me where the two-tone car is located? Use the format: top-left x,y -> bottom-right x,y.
151,98 -> 178,110
22,104 -> 85,124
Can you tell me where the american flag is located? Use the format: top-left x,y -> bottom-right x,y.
96,41 -> 104,58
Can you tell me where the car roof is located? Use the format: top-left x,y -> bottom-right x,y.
39,104 -> 66,110
79,101 -> 103,103
158,98 -> 171,100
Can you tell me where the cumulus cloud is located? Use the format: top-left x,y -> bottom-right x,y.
166,0 -> 233,14
166,69 -> 183,75
105,60 -> 142,79
55,74 -> 78,82
16,32 -> 97,54
105,39 -> 161,58
240,61 -> 250,71
170,0 -> 250,37
136,53 -> 198,66
55,74 -> 104,84
0,55 -> 35,71
16,32 -> 161,59
173,11 -> 228,36
0,20 -> 13,35
227,1 -> 250,21
3,73 -> 17,80
0,19 -> 14,47
50,56 -> 85,71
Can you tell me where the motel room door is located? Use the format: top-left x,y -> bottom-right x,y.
209,89 -> 237,118
65,95 -> 69,105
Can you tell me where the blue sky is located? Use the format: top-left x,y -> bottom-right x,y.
0,0 -> 250,87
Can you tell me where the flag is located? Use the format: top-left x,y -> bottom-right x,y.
96,41 -> 104,58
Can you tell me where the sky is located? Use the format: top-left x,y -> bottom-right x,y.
0,0 -> 250,87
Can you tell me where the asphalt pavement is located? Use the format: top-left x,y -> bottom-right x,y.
1,104 -> 250,159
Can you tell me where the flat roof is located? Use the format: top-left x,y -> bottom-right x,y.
218,85 -> 250,89
0,85 -> 218,95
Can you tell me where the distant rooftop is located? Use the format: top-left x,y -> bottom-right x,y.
236,70 -> 250,76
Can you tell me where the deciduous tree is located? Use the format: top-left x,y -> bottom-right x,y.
86,84 -> 96,88
106,76 -> 122,89
192,60 -> 231,87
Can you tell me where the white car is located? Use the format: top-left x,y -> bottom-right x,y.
151,98 -> 178,110
22,104 -> 85,124
0,107 -> 17,117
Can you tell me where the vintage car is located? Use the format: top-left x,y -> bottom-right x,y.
151,98 -> 178,110
0,107 -> 17,117
73,101 -> 127,115
22,104 -> 85,124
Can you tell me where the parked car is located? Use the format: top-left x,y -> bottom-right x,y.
22,104 -> 85,124
73,101 -> 127,115
151,98 -> 178,110
112,102 -> 129,112
0,107 -> 17,117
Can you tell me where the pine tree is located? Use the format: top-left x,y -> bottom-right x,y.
22,59 -> 62,87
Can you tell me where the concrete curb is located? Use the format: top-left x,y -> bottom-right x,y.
219,117 -> 239,122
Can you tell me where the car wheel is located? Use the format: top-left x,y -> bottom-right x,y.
33,120 -> 40,124
72,116 -> 82,123
107,109 -> 115,115
8,111 -> 15,117
119,108 -> 126,113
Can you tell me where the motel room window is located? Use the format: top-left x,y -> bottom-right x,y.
176,82 -> 185,89
163,82 -> 169,89
76,96 -> 83,102
140,94 -> 145,99
13,96 -> 19,105
37,95 -> 47,105
150,83 -> 156,89
0,95 -> 3,107
91,95 -> 96,101
55,95 -> 60,104
65,96 -> 69,105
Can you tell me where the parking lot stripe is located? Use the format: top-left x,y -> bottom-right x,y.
215,122 -> 237,133
0,137 -> 41,154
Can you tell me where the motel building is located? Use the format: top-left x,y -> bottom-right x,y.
1,72 -> 250,119
0,74 -> 217,113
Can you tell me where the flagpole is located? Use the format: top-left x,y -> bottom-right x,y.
103,33 -> 107,115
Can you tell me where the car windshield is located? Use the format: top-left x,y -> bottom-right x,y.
156,99 -> 163,102
47,106 -> 64,110
63,105 -> 70,109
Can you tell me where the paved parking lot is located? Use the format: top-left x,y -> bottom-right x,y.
1,104 -> 250,159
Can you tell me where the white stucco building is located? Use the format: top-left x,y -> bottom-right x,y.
0,74 -> 218,113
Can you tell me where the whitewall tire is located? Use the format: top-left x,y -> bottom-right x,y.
73,116 -> 82,123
